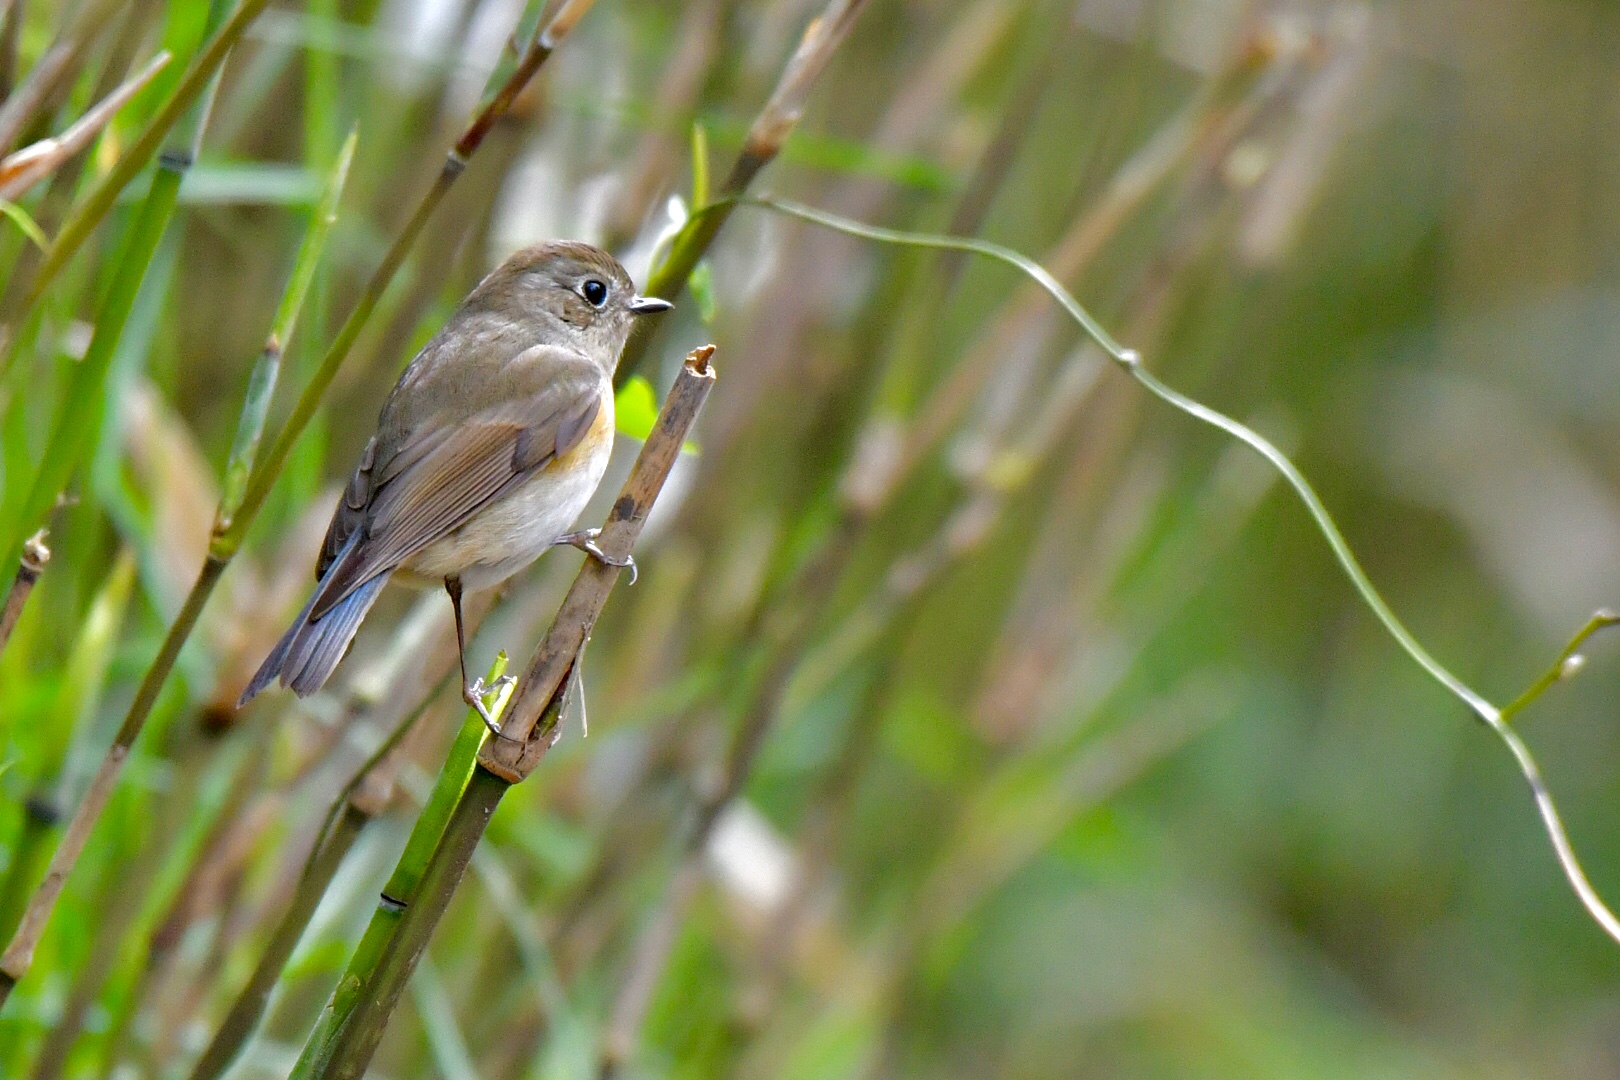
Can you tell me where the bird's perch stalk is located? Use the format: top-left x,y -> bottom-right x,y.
310,346 -> 715,1080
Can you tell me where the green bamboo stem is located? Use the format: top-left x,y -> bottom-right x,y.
0,548 -> 134,942
285,661 -> 511,1080
314,765 -> 515,1080
8,0 -> 274,324
26,729 -> 262,1080
216,125 -> 357,534
0,162 -> 182,579
0,800 -> 54,953
310,347 -> 716,1080
0,0 -> 234,573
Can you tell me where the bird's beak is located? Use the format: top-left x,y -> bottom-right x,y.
628,295 -> 674,315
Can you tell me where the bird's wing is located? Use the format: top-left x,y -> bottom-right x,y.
310,363 -> 603,619
318,436 -> 378,579
316,418 -> 459,579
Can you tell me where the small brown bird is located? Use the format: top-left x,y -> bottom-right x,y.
240,242 -> 672,726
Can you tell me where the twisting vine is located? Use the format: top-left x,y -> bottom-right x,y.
672,193 -> 1620,945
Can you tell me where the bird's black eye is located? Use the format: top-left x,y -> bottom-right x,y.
581,279 -> 608,307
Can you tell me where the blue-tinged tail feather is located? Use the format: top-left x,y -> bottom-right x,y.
239,536 -> 391,707
282,573 -> 388,695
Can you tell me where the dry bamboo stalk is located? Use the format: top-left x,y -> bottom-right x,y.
0,0 -> 128,153
0,529 -> 48,656
581,67 -> 1247,1063
704,0 -> 1018,450
553,38 -> 1087,1039
0,50 -> 171,199
848,36 -> 1307,516
480,346 -> 718,777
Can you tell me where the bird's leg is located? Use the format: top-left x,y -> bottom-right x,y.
551,528 -> 636,584
446,576 -> 515,737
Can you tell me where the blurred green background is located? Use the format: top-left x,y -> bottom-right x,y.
0,0 -> 1618,1077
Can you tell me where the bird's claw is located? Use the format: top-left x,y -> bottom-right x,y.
465,674 -> 517,737
553,529 -> 637,584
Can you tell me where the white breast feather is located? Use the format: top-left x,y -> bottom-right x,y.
401,384 -> 614,590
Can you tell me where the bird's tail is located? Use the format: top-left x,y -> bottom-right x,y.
239,560 -> 390,707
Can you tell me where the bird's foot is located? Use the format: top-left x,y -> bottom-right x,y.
464,674 -> 517,737
553,528 -> 637,584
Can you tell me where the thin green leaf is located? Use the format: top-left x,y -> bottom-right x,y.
19,0 -> 273,313
614,376 -> 659,442
216,126 -> 357,533
615,375 -> 699,453
0,199 -> 46,250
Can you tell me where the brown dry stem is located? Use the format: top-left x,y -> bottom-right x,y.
0,529 -> 49,657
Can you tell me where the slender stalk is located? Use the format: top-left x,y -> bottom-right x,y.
0,0 -> 126,154
600,0 -> 721,252
0,82 -> 337,1006
0,0 -> 18,101
0,0 -> 233,571
217,126 -> 357,534
1499,609 -> 1620,724
611,299 -> 1123,1075
166,600 -> 466,1077
182,804 -> 367,1080
7,0 -> 272,322
0,550 -> 135,948
576,87 -> 1182,1052
0,529 -> 47,656
720,193 -> 1620,948
284,664 -> 509,1080
615,0 -> 869,386
27,730 -> 260,1080
311,347 -> 716,1080
0,0 -> 157,328
0,162 -> 182,575
319,766 -> 513,1080
0,50 -> 172,201
596,513 -> 854,1078
0,798 -> 54,954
